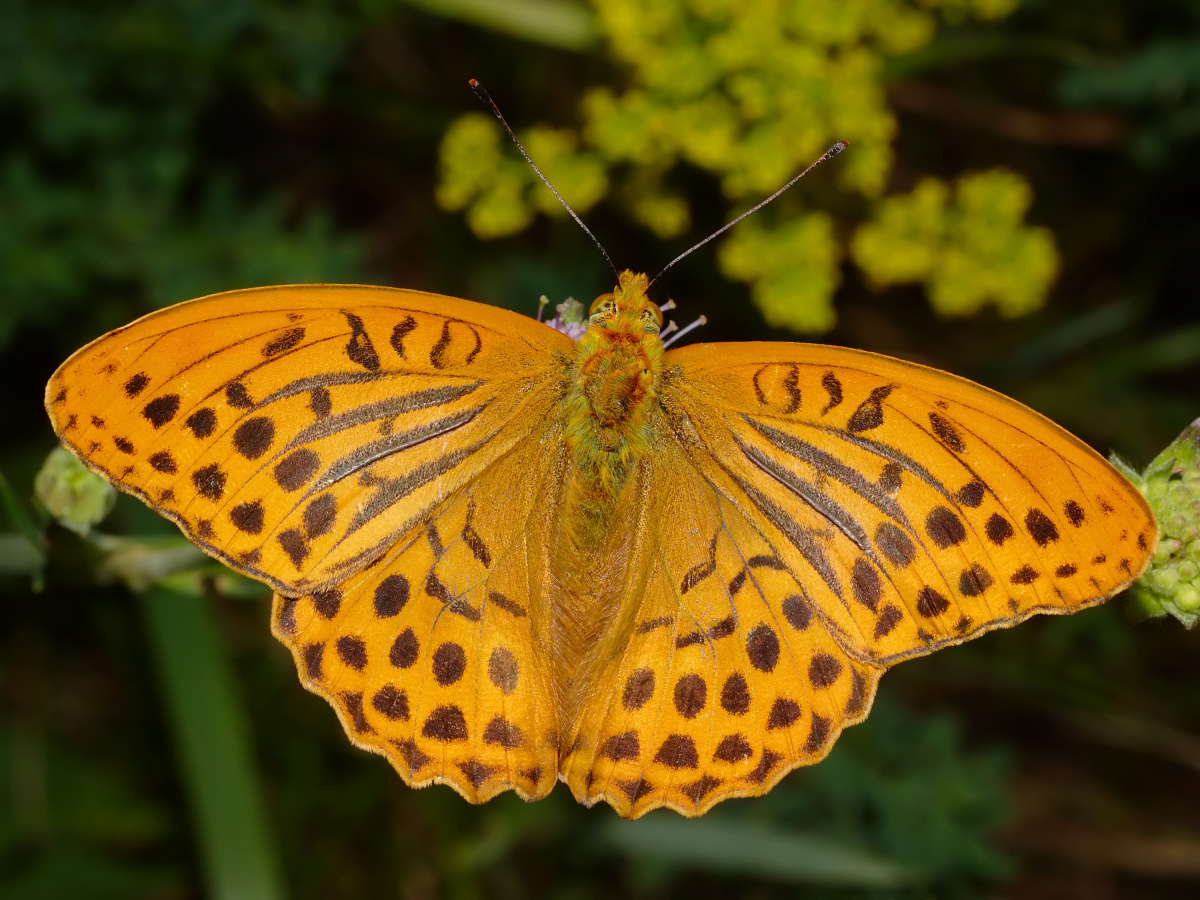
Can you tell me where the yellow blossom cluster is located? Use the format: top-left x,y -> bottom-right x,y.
438,0 -> 1053,331
850,171 -> 1058,318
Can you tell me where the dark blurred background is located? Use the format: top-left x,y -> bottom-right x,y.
2,1 -> 1199,897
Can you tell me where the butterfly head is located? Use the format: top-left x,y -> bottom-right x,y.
587,270 -> 663,338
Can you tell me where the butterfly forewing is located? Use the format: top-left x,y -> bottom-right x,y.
665,342 -> 1156,664
46,285 -> 574,595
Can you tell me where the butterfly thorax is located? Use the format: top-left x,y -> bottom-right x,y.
563,271 -> 665,531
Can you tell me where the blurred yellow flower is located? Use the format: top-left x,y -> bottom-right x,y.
851,170 -> 1058,318
438,0 -> 1045,331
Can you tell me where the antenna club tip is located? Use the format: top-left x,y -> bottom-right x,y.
468,78 -> 479,88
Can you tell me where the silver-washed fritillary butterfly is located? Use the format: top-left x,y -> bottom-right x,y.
45,269 -> 1156,818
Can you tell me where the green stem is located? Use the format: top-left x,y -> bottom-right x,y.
139,588 -> 287,900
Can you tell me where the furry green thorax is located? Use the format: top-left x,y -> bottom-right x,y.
564,271 -> 666,524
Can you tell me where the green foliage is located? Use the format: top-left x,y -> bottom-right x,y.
435,0 -> 1054,331
601,696 -> 1011,894
0,0 -> 373,350
1118,417 -> 1200,627
1060,34 -> 1200,164
437,114 -> 608,238
33,447 -> 115,537
0,724 -> 179,899
762,696 -> 1013,893
851,170 -> 1059,318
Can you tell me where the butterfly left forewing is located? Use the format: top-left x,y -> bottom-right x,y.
46,284 -> 574,595
662,341 -> 1157,665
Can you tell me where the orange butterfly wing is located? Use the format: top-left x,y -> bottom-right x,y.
46,284 -> 572,592
47,290 -> 1157,818
562,340 -> 1155,817
46,284 -> 573,803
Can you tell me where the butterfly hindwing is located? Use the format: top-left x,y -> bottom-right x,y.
561,436 -> 882,818
270,400 -> 569,804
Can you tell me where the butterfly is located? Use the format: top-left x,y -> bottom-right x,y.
45,268 -> 1156,818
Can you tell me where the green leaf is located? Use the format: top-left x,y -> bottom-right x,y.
598,816 -> 916,887
139,588 -> 287,900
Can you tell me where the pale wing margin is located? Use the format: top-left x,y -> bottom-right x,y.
45,284 -> 575,595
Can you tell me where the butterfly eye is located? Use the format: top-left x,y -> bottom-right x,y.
589,293 -> 615,316
645,302 -> 664,329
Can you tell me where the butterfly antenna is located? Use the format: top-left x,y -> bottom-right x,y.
470,79 -> 619,280
648,140 -> 849,288
662,315 -> 708,348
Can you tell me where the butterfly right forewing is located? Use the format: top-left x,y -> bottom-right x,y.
663,341 -> 1157,665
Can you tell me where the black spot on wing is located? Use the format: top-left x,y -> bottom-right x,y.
124,373 -> 150,397
226,382 -> 254,409
192,464 -> 226,500
275,449 -> 319,491
232,417 -> 275,460
1025,508 -> 1060,546
985,513 -> 1014,545
343,312 -> 380,371
926,506 -> 966,549
142,394 -> 181,428
263,327 -> 305,357
820,371 -> 842,415
148,451 -> 177,474
954,480 -> 985,508
309,386 -> 332,418
845,385 -> 895,433
186,408 -> 217,439
929,412 -> 965,453
390,316 -> 417,359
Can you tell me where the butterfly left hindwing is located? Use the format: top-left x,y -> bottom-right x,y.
272,420 -> 566,804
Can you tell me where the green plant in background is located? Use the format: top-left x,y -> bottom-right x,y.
31,447 -> 115,537
850,170 -> 1058,318
437,0 -> 1057,331
1059,33 -> 1200,165
0,448 -> 283,899
1118,418 -> 1200,628
0,0 -> 374,351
